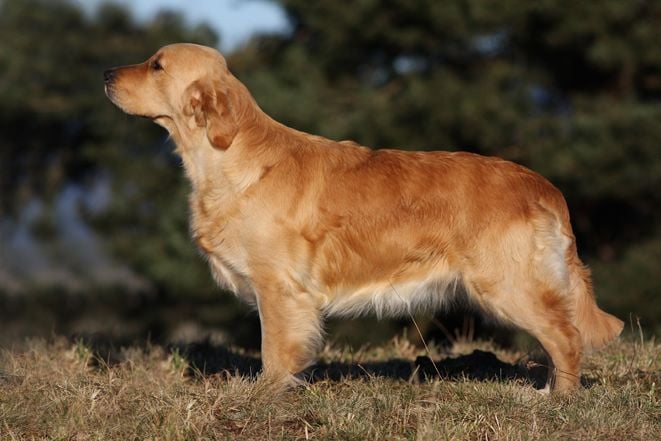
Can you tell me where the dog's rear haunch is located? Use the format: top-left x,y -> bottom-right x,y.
104,43 -> 623,393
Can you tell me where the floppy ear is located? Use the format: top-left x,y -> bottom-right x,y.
182,80 -> 238,150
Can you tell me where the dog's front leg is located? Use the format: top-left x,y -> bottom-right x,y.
255,280 -> 324,387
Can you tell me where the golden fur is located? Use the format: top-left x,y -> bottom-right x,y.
104,43 -> 623,392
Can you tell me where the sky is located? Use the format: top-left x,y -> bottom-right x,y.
76,0 -> 290,51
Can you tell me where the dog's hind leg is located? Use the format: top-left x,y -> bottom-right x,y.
462,213 -> 583,392
512,287 -> 582,393
466,275 -> 583,393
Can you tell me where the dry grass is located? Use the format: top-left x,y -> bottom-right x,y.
0,333 -> 658,440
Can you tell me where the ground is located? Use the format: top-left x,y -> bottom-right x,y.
0,333 -> 658,440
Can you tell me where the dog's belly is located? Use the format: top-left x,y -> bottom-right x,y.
320,269 -> 463,319
306,231 -> 465,318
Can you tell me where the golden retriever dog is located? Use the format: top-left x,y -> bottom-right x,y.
104,43 -> 623,393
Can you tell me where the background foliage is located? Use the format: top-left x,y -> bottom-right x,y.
0,0 -> 659,346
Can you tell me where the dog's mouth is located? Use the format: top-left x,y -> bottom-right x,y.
103,79 -> 124,109
104,84 -> 116,101
104,86 -> 132,116
103,70 -> 173,124
104,86 -> 163,121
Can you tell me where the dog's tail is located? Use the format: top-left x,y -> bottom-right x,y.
568,254 -> 624,351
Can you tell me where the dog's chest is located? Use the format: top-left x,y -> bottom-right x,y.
188,189 -> 256,300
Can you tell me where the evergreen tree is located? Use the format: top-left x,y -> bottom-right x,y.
231,0 -> 660,331
0,0 -> 219,295
1,0 -> 658,336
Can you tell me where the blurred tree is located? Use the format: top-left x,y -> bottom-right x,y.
0,0 -> 219,295
1,0 -> 659,339
230,0 -> 660,332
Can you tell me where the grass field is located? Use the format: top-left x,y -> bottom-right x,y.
0,331 -> 658,440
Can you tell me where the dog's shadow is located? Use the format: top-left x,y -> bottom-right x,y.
175,341 -> 559,389
308,350 -> 550,389
75,334 -> 595,390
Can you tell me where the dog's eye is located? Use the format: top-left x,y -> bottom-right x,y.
151,59 -> 163,71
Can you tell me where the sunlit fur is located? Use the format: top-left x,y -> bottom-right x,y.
105,43 -> 624,393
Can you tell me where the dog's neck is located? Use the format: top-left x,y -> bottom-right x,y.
165,80 -> 297,196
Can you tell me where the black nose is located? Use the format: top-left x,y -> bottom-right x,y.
104,68 -> 116,84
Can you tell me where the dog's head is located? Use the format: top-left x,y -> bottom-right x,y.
104,43 -> 238,150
